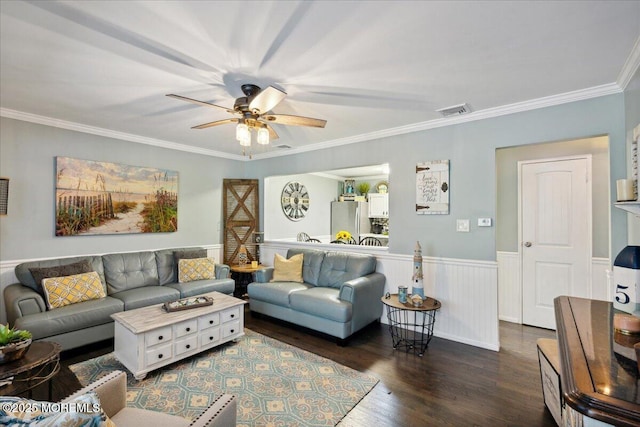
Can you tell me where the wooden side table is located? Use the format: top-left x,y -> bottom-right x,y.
230,264 -> 264,298
381,294 -> 441,356
0,341 -> 62,399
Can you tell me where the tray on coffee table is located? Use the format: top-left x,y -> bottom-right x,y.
163,296 -> 213,312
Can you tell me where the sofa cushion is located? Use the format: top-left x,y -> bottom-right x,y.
318,252 -> 377,288
110,286 -> 180,310
103,252 -> 159,294
42,271 -> 106,309
289,287 -> 352,322
287,248 -> 325,286
155,248 -> 207,285
247,282 -> 311,307
166,277 -> 235,298
13,296 -> 124,340
28,259 -> 95,295
178,257 -> 215,283
15,256 -> 105,295
271,253 -> 303,283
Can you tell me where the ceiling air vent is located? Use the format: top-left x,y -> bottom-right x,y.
275,144 -> 291,149
436,103 -> 472,117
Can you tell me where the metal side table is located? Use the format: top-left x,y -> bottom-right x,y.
382,294 -> 441,356
0,341 -> 61,399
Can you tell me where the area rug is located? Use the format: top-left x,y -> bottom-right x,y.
69,329 -> 378,426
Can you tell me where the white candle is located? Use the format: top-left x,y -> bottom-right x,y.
617,179 -> 636,201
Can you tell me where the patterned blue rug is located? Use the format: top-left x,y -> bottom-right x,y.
70,329 -> 378,426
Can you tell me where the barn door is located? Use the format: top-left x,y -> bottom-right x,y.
223,179 -> 259,265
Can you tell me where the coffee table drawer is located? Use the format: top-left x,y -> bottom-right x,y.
146,326 -> 172,347
199,313 -> 220,330
222,321 -> 240,338
222,307 -> 241,323
200,329 -> 220,347
175,335 -> 199,356
146,343 -> 172,367
175,319 -> 198,338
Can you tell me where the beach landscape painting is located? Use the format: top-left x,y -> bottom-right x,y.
55,157 -> 178,236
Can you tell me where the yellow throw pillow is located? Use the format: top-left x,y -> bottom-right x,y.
271,253 -> 304,283
42,271 -> 106,310
178,257 -> 215,283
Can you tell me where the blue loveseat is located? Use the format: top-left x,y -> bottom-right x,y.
247,248 -> 386,342
3,248 -> 234,350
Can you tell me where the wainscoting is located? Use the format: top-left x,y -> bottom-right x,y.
0,245 -> 224,325
497,251 -> 611,324
1,243 -> 500,351
260,241 -> 500,351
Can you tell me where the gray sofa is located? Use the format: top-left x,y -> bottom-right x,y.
3,248 -> 234,350
247,248 -> 386,342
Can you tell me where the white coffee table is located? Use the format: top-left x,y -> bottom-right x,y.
111,291 -> 246,380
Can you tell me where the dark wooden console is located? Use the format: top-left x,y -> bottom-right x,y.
554,296 -> 640,426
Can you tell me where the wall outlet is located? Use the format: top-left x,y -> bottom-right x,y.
456,219 -> 470,232
478,218 -> 492,227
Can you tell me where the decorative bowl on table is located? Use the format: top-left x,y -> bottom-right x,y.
0,338 -> 32,364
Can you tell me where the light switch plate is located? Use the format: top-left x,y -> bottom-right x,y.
478,218 -> 492,227
456,219 -> 470,232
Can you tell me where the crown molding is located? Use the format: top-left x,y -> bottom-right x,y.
0,108 -> 245,161
618,35 -> 640,90
251,82 -> 622,160
2,81 -> 623,162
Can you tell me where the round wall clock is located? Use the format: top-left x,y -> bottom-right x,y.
281,181 -> 310,221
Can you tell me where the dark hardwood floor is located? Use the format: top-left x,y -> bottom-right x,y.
40,307 -> 557,426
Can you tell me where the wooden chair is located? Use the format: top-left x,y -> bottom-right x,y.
331,237 -> 357,244
297,232 -> 311,242
359,236 -> 383,246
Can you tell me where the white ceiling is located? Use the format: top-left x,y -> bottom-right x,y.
1,1 -> 639,160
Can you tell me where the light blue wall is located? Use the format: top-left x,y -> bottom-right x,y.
0,117 -> 243,260
249,94 -> 627,261
0,93 -> 629,263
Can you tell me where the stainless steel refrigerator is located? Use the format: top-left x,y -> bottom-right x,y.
330,201 -> 370,242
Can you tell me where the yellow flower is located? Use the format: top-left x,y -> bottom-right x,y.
335,230 -> 352,240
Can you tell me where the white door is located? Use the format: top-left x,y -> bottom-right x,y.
520,157 -> 591,329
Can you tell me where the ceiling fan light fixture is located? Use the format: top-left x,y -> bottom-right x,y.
236,120 -> 251,141
257,126 -> 270,145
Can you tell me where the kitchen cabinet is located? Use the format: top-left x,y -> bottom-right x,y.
368,193 -> 389,218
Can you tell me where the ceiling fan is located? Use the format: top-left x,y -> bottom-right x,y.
167,84 -> 326,147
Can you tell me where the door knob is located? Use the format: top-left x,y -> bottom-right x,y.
524,242 -> 532,247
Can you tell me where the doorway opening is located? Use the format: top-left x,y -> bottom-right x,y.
496,135 -> 610,329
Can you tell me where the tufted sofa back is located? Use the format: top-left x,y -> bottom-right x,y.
102,251 -> 159,294
287,248 -> 326,286
317,251 -> 377,288
286,248 -> 376,289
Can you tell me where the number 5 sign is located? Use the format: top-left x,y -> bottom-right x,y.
613,246 -> 640,316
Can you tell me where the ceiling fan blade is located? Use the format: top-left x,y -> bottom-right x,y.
192,118 -> 239,130
166,94 -> 236,114
249,86 -> 286,114
265,124 -> 279,140
263,114 -> 326,128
